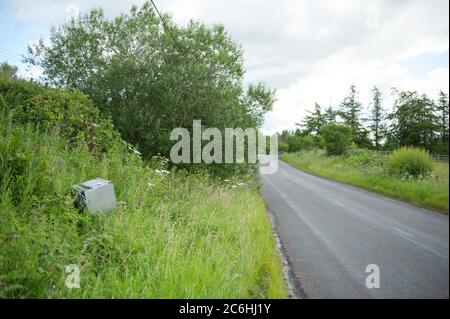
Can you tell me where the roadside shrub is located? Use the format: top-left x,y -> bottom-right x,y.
278,142 -> 289,153
385,147 -> 433,178
320,124 -> 353,156
285,135 -> 300,152
0,78 -> 123,155
285,135 -> 314,152
346,149 -> 379,166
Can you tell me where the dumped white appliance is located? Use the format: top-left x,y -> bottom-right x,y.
72,178 -> 116,213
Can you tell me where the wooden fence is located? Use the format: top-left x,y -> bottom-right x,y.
375,150 -> 449,163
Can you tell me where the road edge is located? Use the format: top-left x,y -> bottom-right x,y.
266,208 -> 306,299
280,157 -> 449,215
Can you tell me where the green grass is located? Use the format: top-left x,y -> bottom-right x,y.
0,115 -> 287,298
281,149 -> 449,213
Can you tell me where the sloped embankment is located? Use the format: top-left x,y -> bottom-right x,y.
0,79 -> 287,298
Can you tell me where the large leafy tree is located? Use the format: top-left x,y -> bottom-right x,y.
26,2 -> 274,159
387,90 -> 437,152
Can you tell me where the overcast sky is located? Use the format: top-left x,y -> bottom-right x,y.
1,0 -> 448,134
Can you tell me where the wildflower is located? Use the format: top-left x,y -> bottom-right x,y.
132,148 -> 142,156
154,169 -> 170,175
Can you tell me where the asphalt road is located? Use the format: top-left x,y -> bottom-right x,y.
261,160 -> 449,299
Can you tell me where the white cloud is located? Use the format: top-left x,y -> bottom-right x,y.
3,0 -> 449,134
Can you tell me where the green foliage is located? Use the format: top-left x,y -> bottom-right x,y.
281,150 -> 448,212
385,147 -> 433,178
369,86 -> 385,150
26,2 -> 274,177
284,135 -> 301,152
290,85 -> 448,154
353,127 -> 372,150
323,106 -> 337,124
243,83 -> 277,128
387,90 -> 437,152
432,140 -> 449,156
278,142 -> 289,153
297,103 -> 325,136
339,84 -> 362,131
0,78 -> 123,155
278,131 -> 317,153
435,91 -> 449,154
288,135 -> 315,152
0,62 -> 18,80
0,111 -> 287,298
345,149 -> 380,166
320,124 -> 354,156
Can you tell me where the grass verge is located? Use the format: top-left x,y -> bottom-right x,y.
0,115 -> 287,298
281,150 -> 449,213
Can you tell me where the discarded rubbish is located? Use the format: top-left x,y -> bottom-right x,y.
72,178 -> 116,213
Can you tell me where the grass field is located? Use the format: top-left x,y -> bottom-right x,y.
281,150 -> 449,213
0,115 -> 288,298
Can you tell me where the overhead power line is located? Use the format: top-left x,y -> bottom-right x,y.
0,53 -> 22,63
0,47 -> 22,57
149,0 -> 186,54
0,47 -> 24,63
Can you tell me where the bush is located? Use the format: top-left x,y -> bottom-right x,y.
385,147 -> 433,178
346,149 -> 379,166
284,135 -> 315,153
320,124 -> 353,156
286,135 -> 302,152
0,78 -> 123,155
278,142 -> 289,153
431,140 -> 449,156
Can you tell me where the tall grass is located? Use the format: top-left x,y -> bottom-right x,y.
0,113 -> 287,298
281,149 -> 449,213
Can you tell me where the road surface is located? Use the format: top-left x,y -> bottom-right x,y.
261,160 -> 449,299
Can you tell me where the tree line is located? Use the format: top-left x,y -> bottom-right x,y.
279,85 -> 449,155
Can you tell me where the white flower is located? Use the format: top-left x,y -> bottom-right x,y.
154,169 -> 170,175
132,148 -> 142,155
